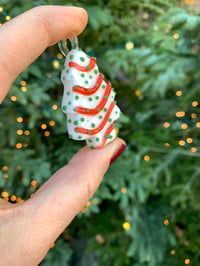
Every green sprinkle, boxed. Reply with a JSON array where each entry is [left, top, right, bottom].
[[99, 115, 103, 119], [112, 87, 115, 91], [89, 75, 93, 79], [106, 134, 113, 139], [87, 66, 91, 70], [68, 101, 71, 105], [94, 69, 98, 74], [80, 57, 85, 62], [95, 96, 100, 100], [78, 136, 82, 139], [90, 145, 95, 149], [67, 91, 70, 95], [70, 75, 74, 79], [75, 129, 79, 132], [80, 117, 85, 122], [108, 118, 112, 122], [105, 95, 108, 99], [75, 95, 79, 100], [102, 85, 106, 89], [69, 135, 73, 139], [86, 109, 90, 113], [88, 97, 93, 101], [66, 69, 69, 73], [62, 77, 66, 80], [74, 120, 78, 125], [85, 80, 89, 84], [88, 139, 92, 143], [96, 137, 100, 142], [68, 119, 72, 123], [97, 108, 101, 112], [88, 89, 92, 92], [96, 83, 99, 87], [73, 107, 77, 112], [91, 123, 96, 128], [103, 108, 108, 112], [74, 86, 79, 90], [115, 111, 118, 114], [88, 130, 92, 134], [63, 105, 67, 111], [70, 55, 73, 60], [81, 73, 85, 78]]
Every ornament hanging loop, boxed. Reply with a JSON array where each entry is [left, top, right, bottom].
[[58, 34, 79, 57]]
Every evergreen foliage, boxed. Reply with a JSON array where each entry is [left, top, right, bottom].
[[0, 0, 200, 265]]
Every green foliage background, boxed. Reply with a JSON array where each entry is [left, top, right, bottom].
[[1, 0, 200, 265]]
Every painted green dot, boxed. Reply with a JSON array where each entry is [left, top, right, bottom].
[[74, 86, 79, 90], [81, 73, 85, 78], [70, 75, 74, 79], [105, 95, 108, 99], [109, 118, 112, 122], [78, 135, 82, 139], [88, 130, 92, 134], [91, 123, 96, 128], [97, 108, 101, 112], [96, 137, 100, 142], [67, 91, 70, 95], [88, 139, 92, 143], [95, 96, 100, 100], [86, 109, 90, 113], [75, 95, 79, 100], [73, 107, 77, 112], [88, 89, 92, 92], [85, 80, 89, 84], [94, 69, 98, 74], [68, 119, 72, 123], [74, 120, 78, 125], [99, 115, 103, 119], [63, 105, 67, 111], [115, 111, 118, 115], [62, 77, 66, 80], [69, 135, 73, 139], [103, 108, 108, 112], [70, 55, 73, 60], [87, 66, 91, 70], [96, 83, 99, 87], [78, 48, 82, 52], [80, 117, 85, 122], [90, 145, 95, 149], [106, 134, 113, 139], [89, 75, 93, 79], [75, 129, 79, 132], [112, 87, 115, 91], [102, 85, 106, 89], [68, 101, 72, 105], [88, 97, 93, 101], [66, 69, 69, 73], [80, 57, 85, 62]]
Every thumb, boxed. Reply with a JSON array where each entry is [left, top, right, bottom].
[[24, 138, 126, 245]]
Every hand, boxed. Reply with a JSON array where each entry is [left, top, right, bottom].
[[0, 6, 126, 266]]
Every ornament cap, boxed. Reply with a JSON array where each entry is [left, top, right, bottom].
[[58, 33, 78, 56]]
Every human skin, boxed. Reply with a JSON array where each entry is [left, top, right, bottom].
[[0, 6, 126, 266]]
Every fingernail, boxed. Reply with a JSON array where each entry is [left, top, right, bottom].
[[110, 144, 126, 166]]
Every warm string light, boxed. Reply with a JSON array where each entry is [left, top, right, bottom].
[[52, 104, 58, 110], [171, 249, 176, 255], [185, 258, 190, 265], [122, 222, 131, 230], [121, 188, 127, 194], [173, 33, 179, 39], [144, 155, 150, 161], [163, 122, 170, 128], [192, 101, 198, 107], [163, 219, 169, 226], [126, 41, 134, 50], [176, 111, 185, 118], [176, 90, 182, 96]]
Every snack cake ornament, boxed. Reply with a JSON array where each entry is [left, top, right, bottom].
[[59, 36, 121, 149]]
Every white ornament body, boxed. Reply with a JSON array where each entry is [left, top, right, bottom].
[[61, 48, 121, 149]]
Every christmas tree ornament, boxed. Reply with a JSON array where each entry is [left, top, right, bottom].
[[59, 35, 121, 149]]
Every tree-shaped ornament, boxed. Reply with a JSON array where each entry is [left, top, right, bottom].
[[59, 36, 121, 149]]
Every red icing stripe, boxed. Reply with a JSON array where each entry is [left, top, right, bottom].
[[74, 101, 115, 135], [75, 81, 112, 115], [96, 123, 115, 149], [69, 57, 96, 72], [72, 74, 103, 96]]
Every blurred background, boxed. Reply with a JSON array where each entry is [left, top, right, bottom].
[[0, 0, 200, 265]]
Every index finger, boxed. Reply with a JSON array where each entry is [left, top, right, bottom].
[[0, 5, 88, 103]]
